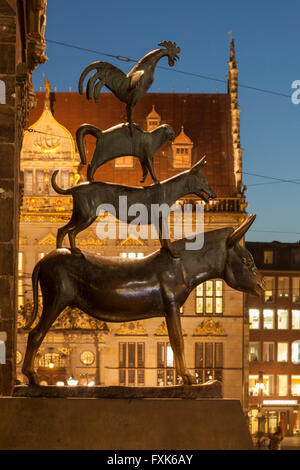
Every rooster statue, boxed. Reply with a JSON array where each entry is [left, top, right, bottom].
[[78, 41, 180, 131]]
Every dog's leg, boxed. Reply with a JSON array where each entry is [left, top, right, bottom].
[[140, 161, 148, 183], [165, 302, 196, 385], [68, 216, 97, 250]]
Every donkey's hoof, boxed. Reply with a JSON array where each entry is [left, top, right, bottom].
[[182, 373, 197, 385]]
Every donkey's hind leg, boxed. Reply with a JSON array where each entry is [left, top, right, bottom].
[[22, 300, 64, 386]]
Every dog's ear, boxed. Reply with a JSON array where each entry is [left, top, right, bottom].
[[191, 155, 206, 173]]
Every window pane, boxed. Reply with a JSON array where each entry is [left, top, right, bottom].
[[195, 343, 203, 368], [292, 310, 300, 329], [36, 170, 44, 194], [249, 375, 259, 396], [264, 250, 273, 264], [24, 170, 33, 194], [291, 376, 300, 396], [278, 375, 288, 396], [292, 278, 300, 303], [292, 341, 300, 365], [128, 343, 135, 367], [263, 342, 274, 362], [196, 285, 203, 296], [157, 343, 164, 368], [166, 345, 174, 368], [278, 309, 288, 329], [137, 343, 144, 368], [205, 343, 213, 368], [166, 369, 174, 385], [249, 343, 260, 362], [119, 343, 126, 367], [277, 343, 288, 362], [206, 281, 213, 297], [263, 309, 274, 329], [196, 297, 203, 314], [249, 309, 260, 329], [264, 277, 275, 303], [215, 298, 222, 314], [137, 369, 144, 385], [128, 369, 135, 385], [205, 297, 213, 314], [215, 280, 222, 296], [157, 370, 164, 386], [278, 277, 289, 298], [119, 369, 126, 385], [215, 343, 223, 368], [263, 375, 274, 396]]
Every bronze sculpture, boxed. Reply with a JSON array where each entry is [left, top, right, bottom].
[[21, 215, 264, 386], [78, 41, 180, 131], [75, 122, 175, 183], [51, 156, 215, 256]]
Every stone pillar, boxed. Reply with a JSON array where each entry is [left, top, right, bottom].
[[0, 0, 47, 395], [0, 1, 19, 396]]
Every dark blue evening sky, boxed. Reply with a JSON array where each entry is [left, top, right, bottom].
[[32, 0, 300, 243]]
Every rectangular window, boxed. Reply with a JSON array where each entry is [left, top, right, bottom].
[[292, 310, 300, 329], [157, 342, 177, 386], [278, 375, 288, 397], [263, 309, 274, 329], [277, 343, 288, 362], [291, 376, 300, 396], [292, 278, 300, 303], [196, 280, 223, 315], [249, 375, 259, 396], [264, 277, 275, 303], [278, 277, 289, 298], [194, 342, 223, 384], [263, 342, 275, 362], [24, 170, 33, 195], [249, 342, 260, 362], [249, 309, 260, 329], [60, 170, 69, 189], [36, 170, 44, 194], [17, 252, 24, 310], [263, 375, 274, 397], [292, 341, 300, 365], [118, 342, 145, 386], [264, 250, 274, 264], [278, 309, 289, 329], [115, 156, 134, 168]]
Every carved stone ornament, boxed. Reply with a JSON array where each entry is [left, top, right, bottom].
[[115, 322, 148, 336], [155, 320, 186, 336], [193, 319, 226, 337]]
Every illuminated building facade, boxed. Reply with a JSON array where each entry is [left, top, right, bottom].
[[16, 41, 252, 408], [246, 241, 300, 435]]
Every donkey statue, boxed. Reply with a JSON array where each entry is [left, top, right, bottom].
[[22, 214, 264, 386]]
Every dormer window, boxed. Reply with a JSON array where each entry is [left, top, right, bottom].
[[172, 126, 193, 168], [115, 156, 133, 168], [146, 105, 161, 131]]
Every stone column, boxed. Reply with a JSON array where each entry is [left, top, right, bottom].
[[0, 0, 47, 395], [0, 1, 19, 396]]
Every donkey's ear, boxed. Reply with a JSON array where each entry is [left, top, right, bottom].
[[191, 155, 206, 172], [227, 214, 256, 247]]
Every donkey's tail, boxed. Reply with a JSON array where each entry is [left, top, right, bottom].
[[75, 123, 102, 165], [51, 170, 70, 195], [23, 261, 41, 330]]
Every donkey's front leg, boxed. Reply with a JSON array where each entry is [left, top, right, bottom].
[[165, 302, 197, 385]]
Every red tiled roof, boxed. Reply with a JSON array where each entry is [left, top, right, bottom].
[[28, 91, 236, 196]]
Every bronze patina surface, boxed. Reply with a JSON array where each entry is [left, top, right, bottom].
[[78, 41, 180, 130], [75, 122, 175, 183], [21, 215, 264, 387], [51, 155, 215, 256]]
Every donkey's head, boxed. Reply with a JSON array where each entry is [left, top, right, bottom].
[[189, 156, 216, 202], [224, 215, 265, 296]]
